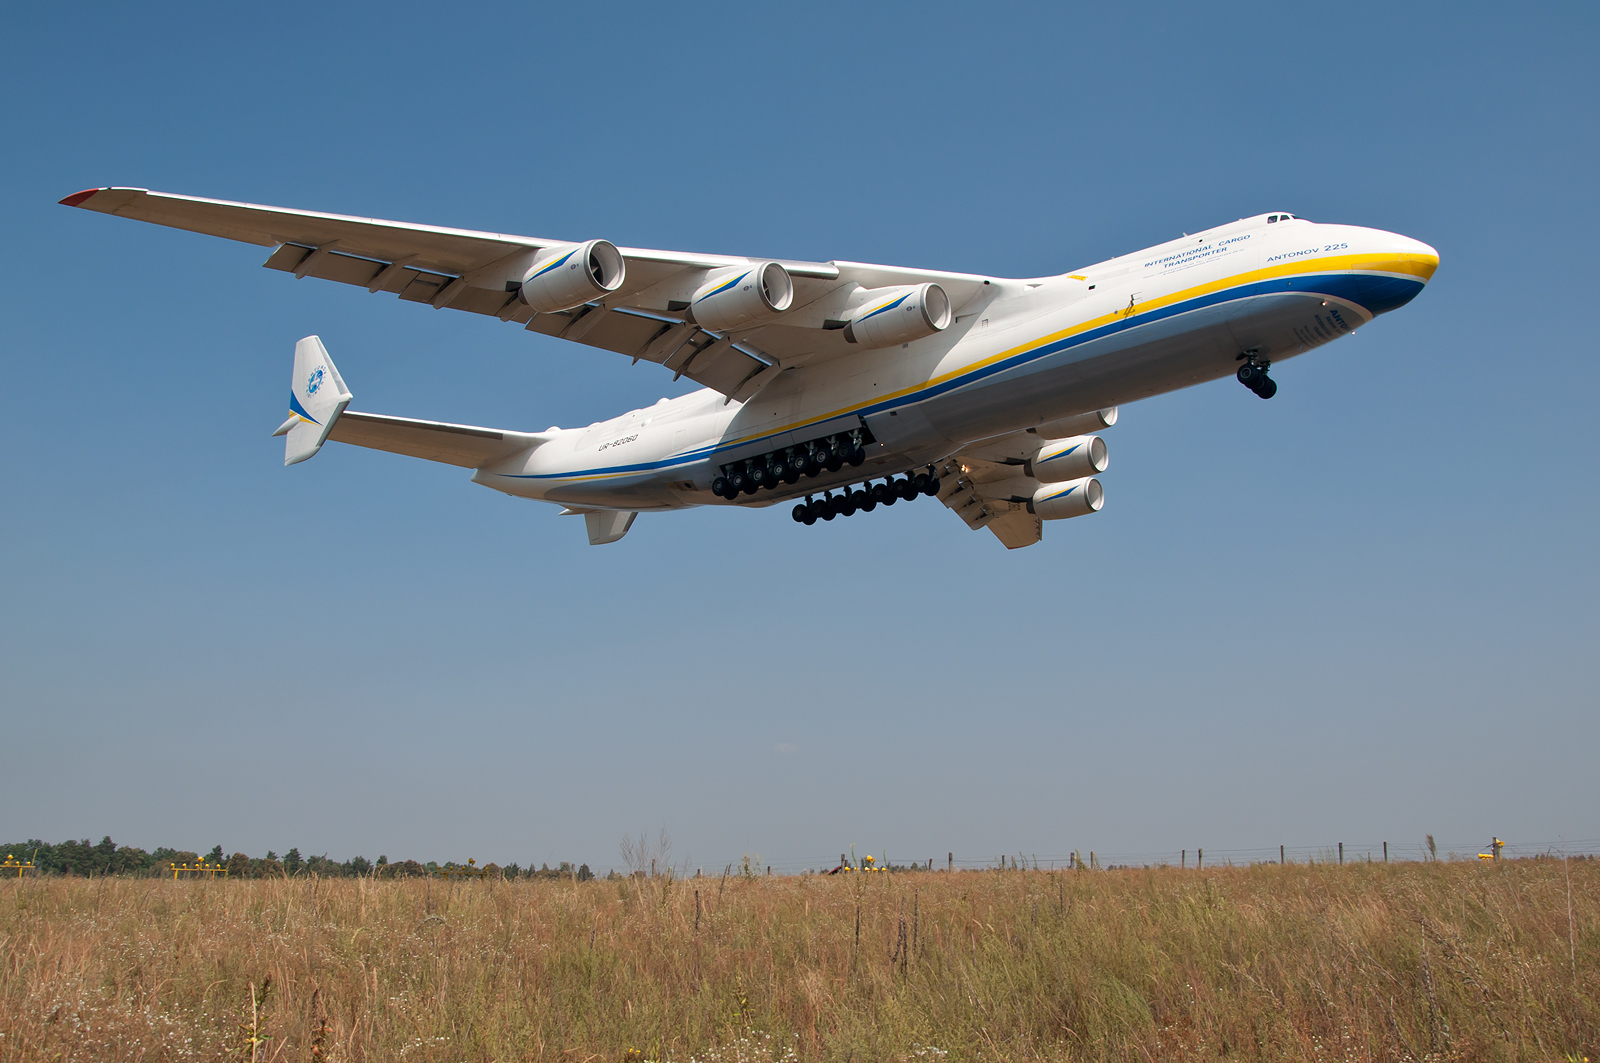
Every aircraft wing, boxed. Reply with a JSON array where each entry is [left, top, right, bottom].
[[61, 187, 994, 400]]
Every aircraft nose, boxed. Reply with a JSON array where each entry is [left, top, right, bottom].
[[1335, 230, 1438, 317], [1389, 233, 1440, 283]]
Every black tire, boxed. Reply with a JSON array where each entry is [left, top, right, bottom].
[[770, 460, 787, 481], [851, 489, 871, 512], [784, 467, 802, 484], [1237, 363, 1261, 387], [750, 466, 767, 488], [712, 476, 729, 498], [827, 456, 845, 473], [923, 476, 941, 496], [870, 483, 890, 505], [848, 447, 866, 467], [729, 471, 746, 493], [792, 504, 808, 523], [898, 478, 918, 501], [1255, 377, 1278, 399], [805, 455, 822, 476], [913, 473, 930, 495], [838, 493, 857, 516]]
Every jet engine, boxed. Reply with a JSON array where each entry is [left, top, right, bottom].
[[844, 283, 952, 348], [1024, 434, 1108, 483], [685, 262, 794, 331], [1036, 407, 1117, 439], [1030, 477, 1104, 521], [518, 240, 626, 313]]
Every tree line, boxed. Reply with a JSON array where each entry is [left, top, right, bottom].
[[2, 837, 597, 881]]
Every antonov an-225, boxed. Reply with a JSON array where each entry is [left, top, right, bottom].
[[61, 188, 1438, 547]]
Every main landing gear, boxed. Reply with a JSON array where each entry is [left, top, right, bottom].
[[710, 429, 868, 500], [1236, 354, 1278, 399], [791, 468, 941, 525]]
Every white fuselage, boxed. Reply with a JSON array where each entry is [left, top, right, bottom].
[[472, 214, 1438, 510]]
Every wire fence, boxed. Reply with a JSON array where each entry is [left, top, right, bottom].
[[712, 837, 1600, 877]]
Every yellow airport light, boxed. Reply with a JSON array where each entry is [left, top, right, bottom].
[[2, 854, 35, 877], [170, 860, 228, 879]]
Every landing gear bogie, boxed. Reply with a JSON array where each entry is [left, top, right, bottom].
[[1235, 354, 1278, 399]]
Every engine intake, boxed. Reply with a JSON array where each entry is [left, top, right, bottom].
[[686, 262, 794, 331], [1029, 477, 1104, 521], [844, 283, 951, 348], [519, 239, 625, 313], [1025, 434, 1107, 483]]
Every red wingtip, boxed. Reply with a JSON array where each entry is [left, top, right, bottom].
[[59, 188, 102, 207]]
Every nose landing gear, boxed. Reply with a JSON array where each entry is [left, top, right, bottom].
[[1236, 354, 1278, 399]]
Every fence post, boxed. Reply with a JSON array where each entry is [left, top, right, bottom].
[[1197, 848, 1203, 869], [1338, 842, 1343, 865], [1383, 841, 1388, 863], [1182, 849, 1186, 868], [1280, 844, 1285, 865], [948, 852, 953, 873]]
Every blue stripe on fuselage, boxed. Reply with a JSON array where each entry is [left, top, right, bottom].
[[495, 271, 1424, 482]]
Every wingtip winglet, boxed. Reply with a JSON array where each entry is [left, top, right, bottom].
[[59, 188, 104, 207]]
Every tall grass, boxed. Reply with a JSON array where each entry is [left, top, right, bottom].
[[1, 860, 1594, 1060]]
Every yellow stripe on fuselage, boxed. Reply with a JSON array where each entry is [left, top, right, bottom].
[[555, 251, 1436, 483], [782, 251, 1437, 434]]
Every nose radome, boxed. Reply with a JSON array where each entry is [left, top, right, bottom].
[[1389, 232, 1440, 282]]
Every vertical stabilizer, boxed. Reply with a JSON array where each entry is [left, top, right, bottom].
[[274, 335, 352, 465]]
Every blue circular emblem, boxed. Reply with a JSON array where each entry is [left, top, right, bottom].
[[306, 366, 325, 395]]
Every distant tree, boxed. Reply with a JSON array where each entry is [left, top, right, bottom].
[[265, 851, 278, 862], [376, 855, 388, 868], [283, 848, 303, 875], [206, 845, 225, 865], [226, 852, 251, 879], [258, 857, 284, 877], [391, 859, 425, 877], [347, 856, 372, 876], [577, 863, 594, 882]]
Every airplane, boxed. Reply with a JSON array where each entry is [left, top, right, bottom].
[[60, 187, 1438, 547]]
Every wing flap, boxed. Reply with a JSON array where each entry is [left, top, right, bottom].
[[328, 410, 550, 468], [935, 452, 1044, 549]]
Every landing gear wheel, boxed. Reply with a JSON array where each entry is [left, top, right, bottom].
[[1255, 376, 1277, 399], [1236, 363, 1261, 387], [821, 496, 838, 520], [897, 477, 918, 502], [848, 446, 866, 467], [712, 476, 729, 498], [923, 476, 941, 496], [792, 503, 808, 523], [852, 489, 871, 512]]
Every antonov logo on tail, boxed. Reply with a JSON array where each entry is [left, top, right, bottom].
[[60, 187, 1440, 549]]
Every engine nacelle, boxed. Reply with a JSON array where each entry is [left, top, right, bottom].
[[844, 283, 952, 348], [1025, 434, 1107, 483], [685, 262, 794, 331], [1036, 407, 1117, 440], [1030, 476, 1104, 521], [518, 239, 626, 313]]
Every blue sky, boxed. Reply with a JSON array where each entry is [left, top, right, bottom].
[[2, 2, 1595, 871]]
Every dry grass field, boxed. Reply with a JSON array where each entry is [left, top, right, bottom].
[[1, 859, 1595, 1062]]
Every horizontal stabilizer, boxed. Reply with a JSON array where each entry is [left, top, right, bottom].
[[328, 411, 554, 468]]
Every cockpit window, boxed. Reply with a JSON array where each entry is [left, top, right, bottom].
[[1268, 215, 1279, 223]]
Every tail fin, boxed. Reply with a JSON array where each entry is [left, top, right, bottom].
[[272, 335, 352, 465]]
